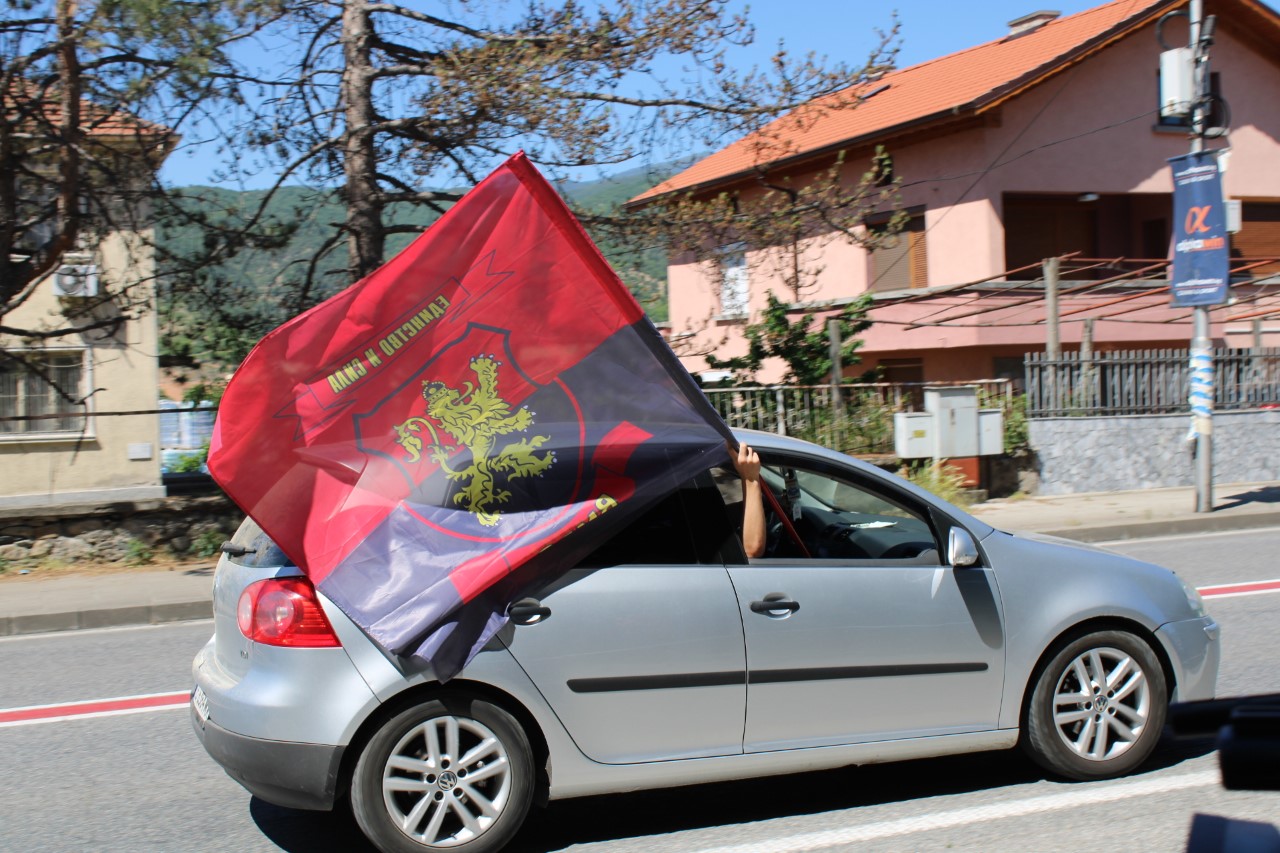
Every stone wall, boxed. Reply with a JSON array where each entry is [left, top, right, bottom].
[[0, 494, 243, 568], [1028, 410, 1280, 495]]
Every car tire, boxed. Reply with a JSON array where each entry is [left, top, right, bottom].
[[1023, 629, 1168, 781], [350, 692, 534, 853]]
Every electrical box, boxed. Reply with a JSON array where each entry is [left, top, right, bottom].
[[927, 387, 978, 457], [978, 409, 1004, 456], [1226, 199, 1242, 234], [1159, 48, 1194, 117], [894, 385, 1005, 460], [893, 412, 933, 458]]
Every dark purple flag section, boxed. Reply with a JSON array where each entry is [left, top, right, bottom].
[[323, 321, 732, 675], [1170, 151, 1231, 307]]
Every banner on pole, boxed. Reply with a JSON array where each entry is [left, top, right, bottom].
[[1169, 151, 1231, 307], [208, 152, 732, 678]]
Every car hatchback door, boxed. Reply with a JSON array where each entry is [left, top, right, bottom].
[[729, 454, 1006, 752]]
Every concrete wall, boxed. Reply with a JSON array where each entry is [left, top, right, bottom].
[[0, 493, 240, 567], [1028, 410, 1280, 495]]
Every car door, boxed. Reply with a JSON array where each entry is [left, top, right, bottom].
[[728, 453, 1006, 752], [501, 477, 748, 764]]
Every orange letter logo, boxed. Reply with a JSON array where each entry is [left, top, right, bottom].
[[1185, 205, 1213, 235]]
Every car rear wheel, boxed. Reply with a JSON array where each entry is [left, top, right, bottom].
[[351, 693, 534, 853], [1023, 629, 1168, 780]]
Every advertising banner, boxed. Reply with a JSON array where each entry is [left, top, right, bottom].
[[1169, 151, 1230, 307]]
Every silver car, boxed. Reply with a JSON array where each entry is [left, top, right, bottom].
[[191, 429, 1220, 853]]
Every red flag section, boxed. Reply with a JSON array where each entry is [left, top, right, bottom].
[[208, 153, 730, 676]]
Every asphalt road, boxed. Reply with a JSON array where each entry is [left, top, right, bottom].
[[1, 528, 1277, 853]]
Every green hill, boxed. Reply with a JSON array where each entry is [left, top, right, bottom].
[[158, 165, 679, 371]]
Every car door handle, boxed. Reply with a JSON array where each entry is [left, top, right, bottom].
[[750, 593, 800, 614], [508, 597, 551, 625]]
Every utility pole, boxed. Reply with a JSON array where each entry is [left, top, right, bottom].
[[1044, 256, 1061, 412], [827, 317, 844, 423], [1162, 0, 1222, 513], [1189, 0, 1214, 513]]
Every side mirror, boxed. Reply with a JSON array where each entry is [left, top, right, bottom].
[[948, 527, 980, 568]]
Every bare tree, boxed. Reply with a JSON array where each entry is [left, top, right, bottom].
[[216, 0, 902, 301]]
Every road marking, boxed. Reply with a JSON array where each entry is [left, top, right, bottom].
[[688, 770, 1219, 853], [0, 691, 190, 728], [0, 620, 212, 644], [1100, 525, 1280, 546], [1198, 578, 1280, 599]]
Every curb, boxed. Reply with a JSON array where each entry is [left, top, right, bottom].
[[985, 510, 1280, 544], [1, 600, 211, 637]]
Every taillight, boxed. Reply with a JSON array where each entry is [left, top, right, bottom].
[[236, 577, 341, 647]]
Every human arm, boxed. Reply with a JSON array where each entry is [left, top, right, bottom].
[[730, 441, 766, 558]]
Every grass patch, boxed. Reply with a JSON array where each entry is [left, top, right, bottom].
[[900, 461, 975, 508]]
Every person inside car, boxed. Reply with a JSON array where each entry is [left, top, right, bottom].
[[730, 441, 766, 558]]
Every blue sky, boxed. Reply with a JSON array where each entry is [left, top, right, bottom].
[[160, 0, 1278, 187]]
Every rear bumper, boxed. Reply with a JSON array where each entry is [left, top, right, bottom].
[[191, 705, 345, 811]]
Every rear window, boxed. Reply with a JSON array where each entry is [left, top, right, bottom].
[[576, 472, 741, 567], [225, 517, 294, 568]]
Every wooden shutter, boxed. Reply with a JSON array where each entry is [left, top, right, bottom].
[[871, 215, 926, 292], [1234, 202, 1280, 276]]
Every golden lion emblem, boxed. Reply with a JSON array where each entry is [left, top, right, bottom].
[[393, 355, 554, 526]]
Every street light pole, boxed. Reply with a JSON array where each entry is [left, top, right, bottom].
[[1188, 0, 1214, 514]]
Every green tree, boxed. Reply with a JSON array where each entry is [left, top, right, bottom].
[[706, 290, 874, 386], [1, 0, 284, 396]]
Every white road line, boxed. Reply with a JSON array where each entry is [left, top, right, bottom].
[[688, 771, 1219, 853], [1099, 525, 1280, 546], [0, 619, 212, 643]]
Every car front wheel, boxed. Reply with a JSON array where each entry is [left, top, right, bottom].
[[1023, 629, 1168, 780], [351, 693, 534, 853]]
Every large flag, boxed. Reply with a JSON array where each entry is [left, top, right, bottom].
[[208, 152, 732, 677]]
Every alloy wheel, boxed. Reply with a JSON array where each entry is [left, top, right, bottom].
[[1050, 645, 1151, 762]]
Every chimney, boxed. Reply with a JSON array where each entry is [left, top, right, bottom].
[[1007, 10, 1061, 36]]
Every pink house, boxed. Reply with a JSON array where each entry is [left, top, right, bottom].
[[632, 0, 1280, 386]]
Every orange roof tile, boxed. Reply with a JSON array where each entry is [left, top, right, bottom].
[[3, 78, 172, 141], [633, 0, 1185, 204]]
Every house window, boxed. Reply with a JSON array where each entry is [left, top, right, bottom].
[[0, 351, 88, 435], [868, 211, 928, 292], [719, 243, 749, 318], [1003, 194, 1098, 278]]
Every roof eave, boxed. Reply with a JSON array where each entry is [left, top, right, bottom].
[[628, 0, 1190, 209], [624, 106, 986, 209]]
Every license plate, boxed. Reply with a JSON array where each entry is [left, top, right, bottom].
[[191, 686, 210, 723]]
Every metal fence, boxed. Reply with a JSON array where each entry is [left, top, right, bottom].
[[1025, 348, 1280, 417], [703, 380, 1014, 454]]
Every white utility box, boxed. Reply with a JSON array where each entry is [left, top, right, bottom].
[[893, 385, 1004, 460]]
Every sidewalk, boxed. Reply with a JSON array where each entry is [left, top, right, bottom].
[[3, 481, 1279, 637]]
